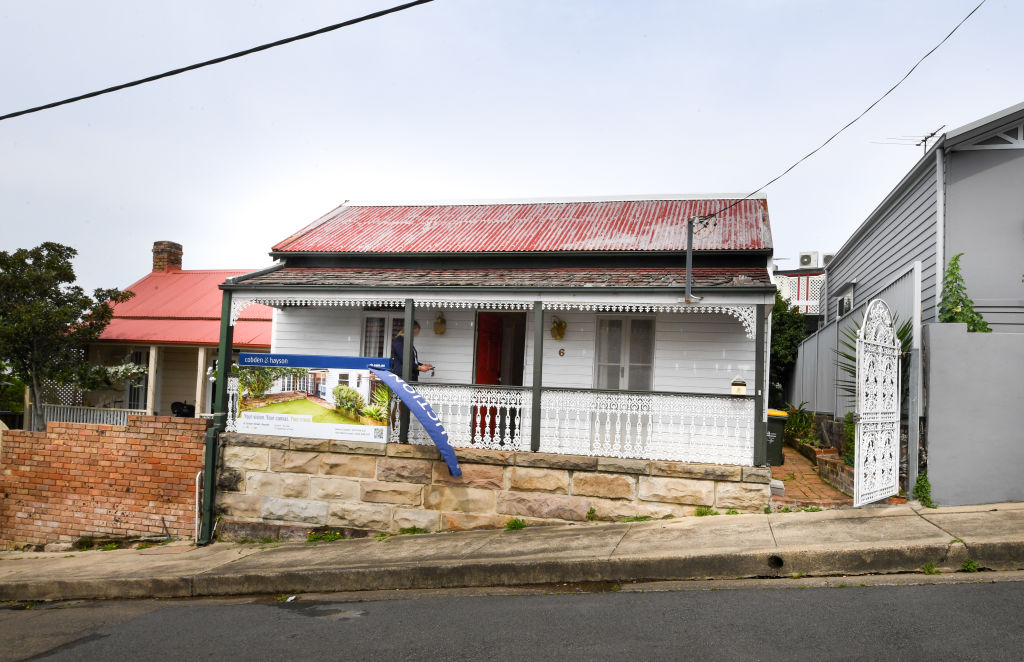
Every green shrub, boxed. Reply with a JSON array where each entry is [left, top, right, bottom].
[[586, 507, 597, 521], [360, 403, 388, 422], [842, 413, 856, 467], [333, 385, 365, 412], [725, 509, 739, 515], [623, 515, 653, 522], [784, 402, 818, 447], [505, 518, 526, 530], [694, 506, 719, 517], [913, 473, 936, 508], [960, 559, 979, 573], [939, 253, 991, 332], [921, 562, 940, 575]]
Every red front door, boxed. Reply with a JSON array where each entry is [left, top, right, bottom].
[[476, 313, 503, 385], [474, 313, 504, 440]]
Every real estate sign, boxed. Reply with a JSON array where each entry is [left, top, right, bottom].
[[235, 353, 391, 444]]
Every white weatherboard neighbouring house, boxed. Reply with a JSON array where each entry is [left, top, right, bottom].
[[790, 101, 1024, 506], [221, 195, 778, 467]]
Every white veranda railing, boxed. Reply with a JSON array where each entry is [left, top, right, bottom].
[[38, 404, 146, 426], [401, 384, 755, 465], [403, 384, 532, 451]]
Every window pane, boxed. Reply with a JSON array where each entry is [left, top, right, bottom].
[[628, 365, 652, 391], [597, 364, 620, 390], [597, 319, 622, 363], [628, 319, 654, 365], [363, 317, 386, 357]]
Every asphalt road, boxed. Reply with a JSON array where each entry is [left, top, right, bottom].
[[4, 578, 1024, 661]]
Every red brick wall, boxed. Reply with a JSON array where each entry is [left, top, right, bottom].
[[1, 416, 207, 547]]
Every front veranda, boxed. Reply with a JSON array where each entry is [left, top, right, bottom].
[[228, 292, 770, 467]]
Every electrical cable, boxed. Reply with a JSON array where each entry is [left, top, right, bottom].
[[696, 0, 986, 227], [0, 0, 434, 123]]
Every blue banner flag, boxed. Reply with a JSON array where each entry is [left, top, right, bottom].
[[370, 369, 461, 477]]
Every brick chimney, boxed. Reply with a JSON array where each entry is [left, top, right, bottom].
[[152, 241, 183, 271]]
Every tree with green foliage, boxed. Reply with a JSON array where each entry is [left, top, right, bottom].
[[769, 291, 807, 408], [238, 366, 309, 399], [0, 363, 26, 413], [0, 243, 133, 430], [938, 253, 990, 332]]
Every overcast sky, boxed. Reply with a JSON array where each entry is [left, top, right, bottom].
[[1, 0, 1021, 294]]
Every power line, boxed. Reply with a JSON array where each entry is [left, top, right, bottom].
[[696, 0, 986, 227], [0, 0, 434, 123]]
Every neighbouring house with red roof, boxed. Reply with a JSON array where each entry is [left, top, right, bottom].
[[222, 195, 777, 466], [37, 242, 271, 426]]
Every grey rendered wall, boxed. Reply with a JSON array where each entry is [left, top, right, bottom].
[[924, 323, 1024, 505], [824, 162, 938, 323], [944, 148, 1024, 331]]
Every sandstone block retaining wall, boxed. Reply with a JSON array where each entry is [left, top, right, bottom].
[[216, 433, 772, 538], [1, 416, 207, 547]]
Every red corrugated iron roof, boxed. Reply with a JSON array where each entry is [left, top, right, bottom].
[[239, 266, 772, 289], [99, 269, 271, 347], [273, 197, 772, 254], [99, 319, 269, 348]]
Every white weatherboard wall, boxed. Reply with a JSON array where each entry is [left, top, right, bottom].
[[271, 307, 754, 394], [271, 307, 362, 356], [654, 313, 754, 395], [407, 307, 475, 385]]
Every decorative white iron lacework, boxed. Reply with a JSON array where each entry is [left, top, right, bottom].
[[40, 404, 145, 426], [544, 303, 757, 339], [230, 295, 757, 338], [397, 384, 532, 451], [854, 299, 900, 507], [395, 385, 754, 464], [225, 376, 239, 432], [538, 390, 755, 465]]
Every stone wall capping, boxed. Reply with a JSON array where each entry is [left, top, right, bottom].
[[330, 440, 386, 456], [289, 437, 329, 452], [454, 447, 514, 466], [596, 457, 651, 475], [386, 443, 440, 460], [741, 466, 772, 484], [513, 451, 598, 471], [651, 460, 743, 482], [222, 432, 288, 449]]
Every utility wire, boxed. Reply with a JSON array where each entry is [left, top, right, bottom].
[[0, 0, 434, 123], [697, 0, 986, 227]]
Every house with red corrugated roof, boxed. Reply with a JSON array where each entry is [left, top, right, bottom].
[[38, 242, 271, 426], [222, 195, 777, 466]]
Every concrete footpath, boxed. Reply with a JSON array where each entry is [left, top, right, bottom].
[[2, 502, 1022, 602]]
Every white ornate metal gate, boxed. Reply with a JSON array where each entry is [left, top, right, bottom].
[[854, 299, 900, 507]]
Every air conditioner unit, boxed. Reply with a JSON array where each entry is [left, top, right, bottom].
[[822, 252, 836, 267], [799, 251, 819, 268]]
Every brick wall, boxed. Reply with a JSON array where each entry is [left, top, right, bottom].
[[817, 455, 853, 496], [216, 433, 772, 540], [1, 416, 207, 547]]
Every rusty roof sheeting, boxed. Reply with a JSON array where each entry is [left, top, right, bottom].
[[273, 198, 772, 254]]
